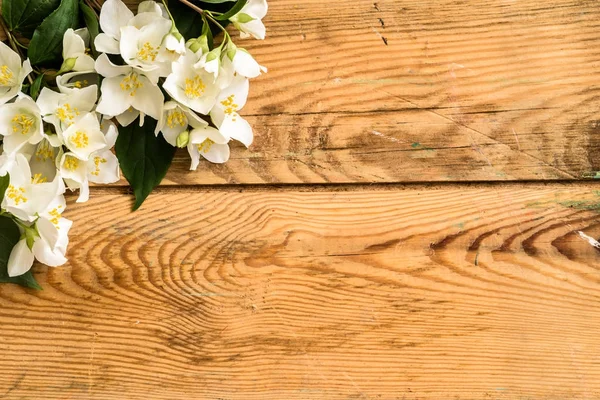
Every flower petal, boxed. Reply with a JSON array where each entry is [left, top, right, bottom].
[[96, 76, 133, 117], [99, 0, 133, 39], [8, 239, 34, 277]]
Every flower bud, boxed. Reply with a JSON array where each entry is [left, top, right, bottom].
[[188, 36, 209, 55], [176, 130, 190, 148], [205, 47, 221, 63], [59, 57, 77, 74], [226, 43, 237, 61]]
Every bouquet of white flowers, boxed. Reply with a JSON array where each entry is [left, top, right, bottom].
[[0, 0, 267, 288]]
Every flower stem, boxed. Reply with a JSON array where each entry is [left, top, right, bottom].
[[161, 0, 176, 23], [0, 15, 33, 84], [176, 0, 204, 14]]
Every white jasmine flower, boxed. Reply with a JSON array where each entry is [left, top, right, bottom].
[[88, 119, 120, 184], [95, 53, 163, 120], [0, 41, 32, 105], [7, 195, 72, 276], [60, 112, 107, 160], [94, 0, 134, 54], [228, 46, 267, 78], [120, 18, 172, 76], [187, 126, 230, 169], [163, 49, 220, 115], [33, 198, 72, 267], [163, 32, 186, 61], [59, 152, 90, 202], [56, 71, 98, 94], [156, 101, 208, 146], [29, 139, 60, 183], [230, 0, 268, 40], [62, 28, 95, 72], [0, 143, 34, 175], [194, 48, 222, 82], [36, 86, 98, 137], [0, 94, 44, 154], [210, 76, 253, 147], [1, 153, 62, 222], [58, 119, 119, 202], [7, 239, 34, 277]]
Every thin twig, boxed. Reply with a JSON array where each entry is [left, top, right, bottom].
[[176, 0, 204, 15], [0, 15, 32, 84]]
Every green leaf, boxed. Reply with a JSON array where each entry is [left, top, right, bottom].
[[115, 118, 176, 211], [0, 216, 41, 290], [169, 0, 204, 40], [29, 73, 45, 100], [2, 0, 61, 38], [0, 173, 9, 202], [79, 1, 98, 56], [214, 0, 247, 21], [27, 0, 79, 66], [198, 0, 234, 3]]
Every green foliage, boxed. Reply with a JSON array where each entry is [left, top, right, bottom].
[[0, 174, 9, 202], [115, 118, 176, 211], [0, 216, 41, 290], [169, 0, 205, 40], [2, 0, 61, 38], [29, 73, 45, 100], [27, 0, 79, 65], [214, 0, 247, 20], [79, 1, 99, 56]]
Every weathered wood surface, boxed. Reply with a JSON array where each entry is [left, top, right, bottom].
[[2, 185, 600, 399], [125, 0, 600, 184], [3, 0, 600, 399]]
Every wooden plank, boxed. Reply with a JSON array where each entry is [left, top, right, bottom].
[[4, 0, 599, 183], [117, 0, 600, 184], [2, 183, 600, 398]]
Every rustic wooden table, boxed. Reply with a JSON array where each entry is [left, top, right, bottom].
[[2, 0, 600, 398]]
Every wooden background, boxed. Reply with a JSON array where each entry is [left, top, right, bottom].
[[2, 0, 600, 398]]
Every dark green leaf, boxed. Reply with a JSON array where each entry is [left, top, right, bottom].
[[0, 173, 9, 202], [198, 0, 234, 3], [115, 118, 176, 211], [79, 1, 98, 56], [214, 0, 247, 20], [29, 73, 45, 100], [27, 0, 79, 65], [169, 0, 204, 40], [2, 0, 61, 38], [0, 216, 41, 290], [167, 0, 228, 41]]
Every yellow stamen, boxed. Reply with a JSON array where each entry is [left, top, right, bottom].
[[197, 138, 214, 154], [184, 76, 206, 98], [36, 141, 54, 161], [64, 156, 80, 171], [120, 72, 143, 96], [70, 130, 89, 149], [220, 95, 239, 121], [48, 207, 62, 226], [0, 65, 14, 85], [90, 156, 107, 176], [11, 113, 35, 135], [56, 103, 80, 126], [167, 110, 187, 128], [31, 173, 47, 184], [7, 185, 27, 205], [137, 42, 158, 62]]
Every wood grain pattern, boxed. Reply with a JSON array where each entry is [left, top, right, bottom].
[[114, 0, 600, 185], [2, 184, 600, 399]]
